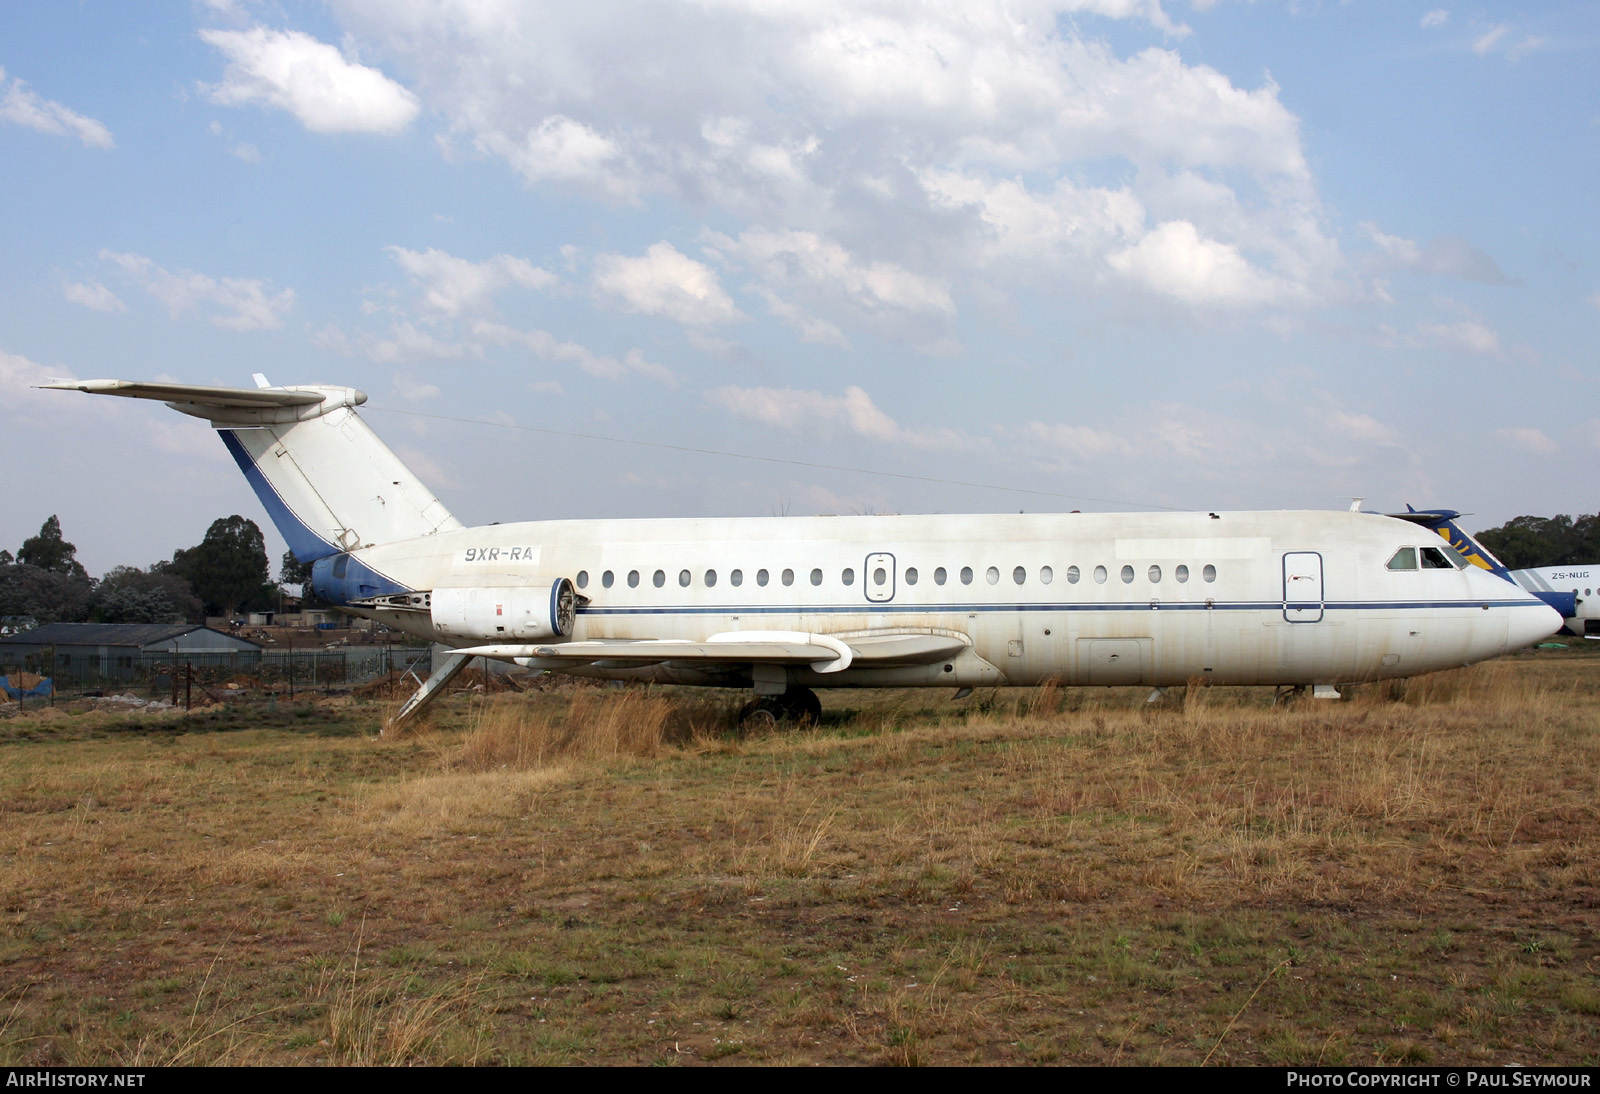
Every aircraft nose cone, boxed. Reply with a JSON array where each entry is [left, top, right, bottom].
[[1506, 601, 1563, 652]]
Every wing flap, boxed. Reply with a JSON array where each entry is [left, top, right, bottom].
[[453, 631, 969, 670], [453, 639, 842, 666]]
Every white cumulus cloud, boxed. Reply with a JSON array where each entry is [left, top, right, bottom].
[[706, 228, 955, 350], [200, 26, 419, 134], [1494, 427, 1557, 456], [328, 0, 1340, 329], [387, 246, 557, 317], [1362, 223, 1512, 284], [1415, 319, 1501, 356], [473, 322, 675, 384], [592, 243, 742, 328], [0, 66, 113, 148], [706, 384, 966, 449], [63, 281, 127, 313], [475, 116, 636, 201], [1108, 220, 1283, 306], [101, 250, 294, 331]]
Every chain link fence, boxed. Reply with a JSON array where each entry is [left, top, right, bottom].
[[1, 644, 435, 701]]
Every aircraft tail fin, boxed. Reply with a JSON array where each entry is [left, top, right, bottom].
[[1391, 506, 1513, 580], [43, 379, 462, 562], [1392, 505, 1581, 620]]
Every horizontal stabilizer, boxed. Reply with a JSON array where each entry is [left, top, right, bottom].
[[40, 379, 328, 409], [46, 377, 457, 563]]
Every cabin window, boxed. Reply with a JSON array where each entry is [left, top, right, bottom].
[[1203, 564, 1217, 582], [906, 567, 919, 585], [1013, 566, 1026, 585], [960, 566, 974, 585], [934, 567, 947, 585], [1066, 565, 1080, 584], [628, 570, 640, 588], [1387, 547, 1418, 571], [679, 569, 692, 588], [653, 570, 666, 588], [1420, 547, 1454, 570], [757, 569, 769, 586], [1120, 565, 1134, 584], [1040, 565, 1053, 584], [705, 569, 717, 587], [782, 568, 795, 586], [576, 570, 589, 589], [1148, 565, 1161, 583], [873, 567, 887, 586], [842, 568, 855, 586], [730, 569, 743, 587], [602, 570, 615, 589], [1093, 565, 1107, 584], [986, 566, 999, 585], [1175, 564, 1189, 583], [810, 568, 823, 586]]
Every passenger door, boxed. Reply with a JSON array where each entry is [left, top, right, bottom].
[[1282, 551, 1324, 622]]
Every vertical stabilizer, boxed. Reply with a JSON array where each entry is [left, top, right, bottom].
[[42, 380, 462, 561]]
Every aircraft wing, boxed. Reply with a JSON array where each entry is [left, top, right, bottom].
[[452, 631, 969, 672]]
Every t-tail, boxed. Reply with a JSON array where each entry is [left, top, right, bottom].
[[40, 378, 460, 588]]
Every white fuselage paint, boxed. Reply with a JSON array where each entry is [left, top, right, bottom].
[[345, 509, 1559, 689]]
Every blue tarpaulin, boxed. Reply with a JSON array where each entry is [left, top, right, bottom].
[[2, 675, 52, 699]]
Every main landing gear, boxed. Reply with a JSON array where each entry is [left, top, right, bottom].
[[737, 687, 822, 729]]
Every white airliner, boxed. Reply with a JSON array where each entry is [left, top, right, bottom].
[[46, 379, 1561, 725]]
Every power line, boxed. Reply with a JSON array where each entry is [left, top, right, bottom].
[[368, 404, 1185, 512]]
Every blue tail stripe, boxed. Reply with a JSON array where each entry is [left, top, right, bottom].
[[218, 429, 340, 563]]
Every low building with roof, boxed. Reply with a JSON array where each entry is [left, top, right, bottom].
[[0, 622, 263, 683]]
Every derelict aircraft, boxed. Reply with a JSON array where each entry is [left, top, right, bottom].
[[46, 378, 1561, 725]]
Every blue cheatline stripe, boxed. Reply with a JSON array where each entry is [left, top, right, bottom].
[[218, 429, 340, 563], [575, 598, 1543, 617]]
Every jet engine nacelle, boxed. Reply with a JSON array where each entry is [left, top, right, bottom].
[[430, 579, 577, 642]]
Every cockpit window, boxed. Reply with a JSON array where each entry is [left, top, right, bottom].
[[1419, 546, 1455, 570], [1435, 542, 1470, 569], [1386, 547, 1418, 571]]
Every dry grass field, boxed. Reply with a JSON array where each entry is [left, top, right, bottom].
[[2, 650, 1598, 1066]]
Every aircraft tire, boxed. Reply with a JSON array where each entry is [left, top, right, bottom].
[[738, 698, 783, 731], [778, 687, 822, 727]]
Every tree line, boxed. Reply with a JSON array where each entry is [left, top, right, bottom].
[[1473, 513, 1600, 571], [0, 515, 310, 627]]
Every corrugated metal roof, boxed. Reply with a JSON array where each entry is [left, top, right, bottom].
[[0, 623, 263, 650]]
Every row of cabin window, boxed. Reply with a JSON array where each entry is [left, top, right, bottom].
[[573, 562, 1219, 591]]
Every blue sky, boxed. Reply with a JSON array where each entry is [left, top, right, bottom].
[[1, 0, 1596, 577]]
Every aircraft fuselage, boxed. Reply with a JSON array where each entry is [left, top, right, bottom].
[[322, 508, 1557, 689]]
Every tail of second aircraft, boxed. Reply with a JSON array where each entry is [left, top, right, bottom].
[[1396, 504, 1578, 621], [42, 378, 462, 562], [1395, 506, 1513, 578]]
